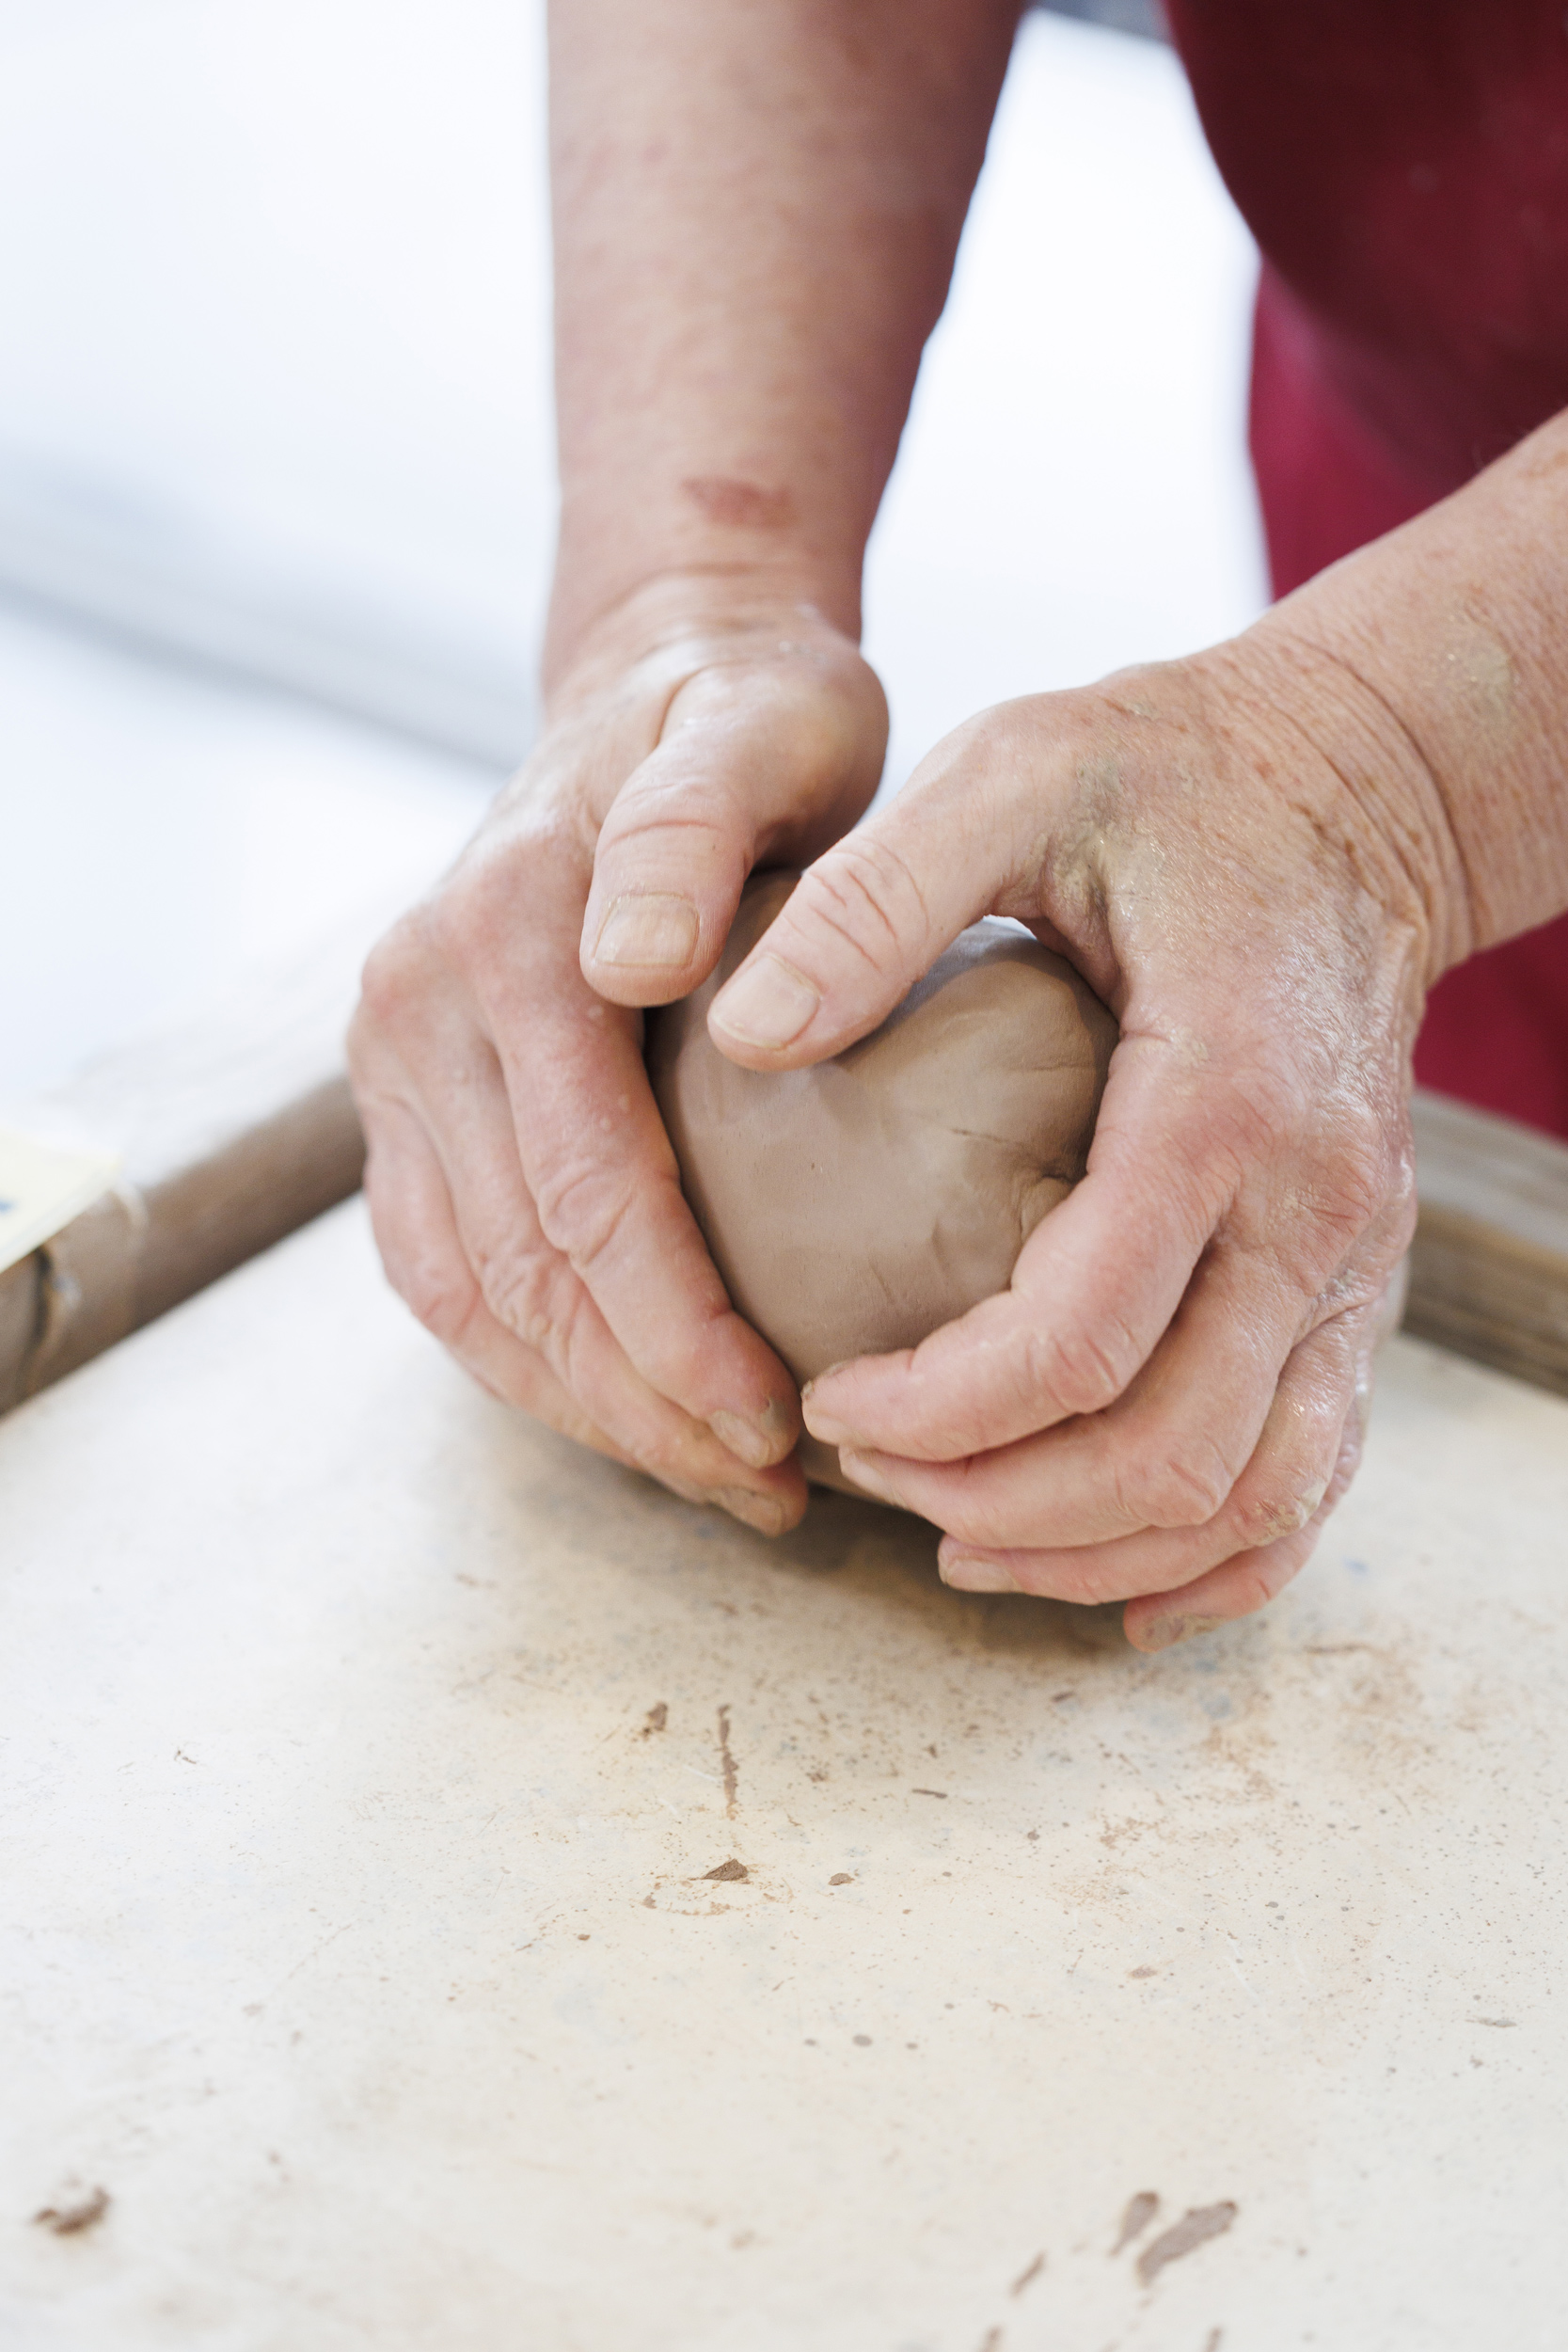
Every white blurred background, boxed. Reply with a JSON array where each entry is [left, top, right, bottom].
[[0, 0, 1264, 1100]]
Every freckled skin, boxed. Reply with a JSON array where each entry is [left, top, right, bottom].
[[681, 476, 797, 530], [351, 0, 1568, 1643]]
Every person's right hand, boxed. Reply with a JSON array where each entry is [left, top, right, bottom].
[[346, 578, 888, 1534]]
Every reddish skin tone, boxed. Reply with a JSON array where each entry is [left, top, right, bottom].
[[350, 0, 1568, 1645]]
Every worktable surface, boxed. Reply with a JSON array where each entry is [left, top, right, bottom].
[[4, 1202, 1566, 2351]]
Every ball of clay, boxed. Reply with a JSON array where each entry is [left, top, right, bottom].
[[646, 871, 1118, 1492]]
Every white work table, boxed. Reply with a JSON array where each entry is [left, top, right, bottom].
[[4, 1201, 1567, 2351]]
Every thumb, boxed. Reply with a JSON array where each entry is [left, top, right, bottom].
[[581, 656, 884, 1009], [707, 718, 1014, 1067]]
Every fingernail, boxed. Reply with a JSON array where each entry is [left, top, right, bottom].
[[715, 1487, 788, 1536], [711, 954, 819, 1049], [710, 1409, 777, 1470], [1135, 1613, 1226, 1653], [593, 893, 700, 969], [800, 1402, 854, 1446], [941, 1554, 1023, 1594], [837, 1450, 899, 1504], [800, 1372, 859, 1448]]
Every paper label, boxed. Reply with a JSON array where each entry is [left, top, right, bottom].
[[0, 1128, 122, 1277]]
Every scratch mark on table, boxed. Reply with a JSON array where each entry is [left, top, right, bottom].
[[1010, 2249, 1045, 2296], [718, 1705, 738, 1816]]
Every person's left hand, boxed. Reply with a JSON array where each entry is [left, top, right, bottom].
[[703, 629, 1442, 1648]]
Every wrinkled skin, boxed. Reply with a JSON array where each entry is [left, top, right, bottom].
[[353, 0, 1568, 1646], [349, 587, 887, 1538], [704, 628, 1430, 1646], [352, 569, 1425, 1647]]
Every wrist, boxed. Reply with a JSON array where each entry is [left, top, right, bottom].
[[542, 560, 864, 715], [1246, 420, 1568, 973], [1216, 614, 1474, 987]]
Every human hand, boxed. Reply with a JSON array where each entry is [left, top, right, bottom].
[[348, 579, 887, 1533], [705, 629, 1443, 1644]]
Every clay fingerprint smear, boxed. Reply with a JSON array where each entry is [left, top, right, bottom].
[[1135, 2201, 1238, 2288]]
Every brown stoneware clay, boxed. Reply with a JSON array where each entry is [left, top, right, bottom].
[[646, 870, 1119, 1493]]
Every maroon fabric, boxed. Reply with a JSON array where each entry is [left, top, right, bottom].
[[1163, 0, 1568, 1139]]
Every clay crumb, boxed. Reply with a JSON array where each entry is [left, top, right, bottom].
[[33, 2185, 109, 2236], [641, 1703, 669, 1737], [829, 1873, 853, 1886], [1129, 1965, 1157, 1979], [703, 1858, 750, 1883], [1468, 2016, 1517, 2027], [911, 1788, 947, 1800], [1010, 2250, 1045, 2296], [1136, 2201, 1237, 2288], [1111, 2191, 1159, 2255]]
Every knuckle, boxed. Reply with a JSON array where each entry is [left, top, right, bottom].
[[1017, 1316, 1137, 1420], [429, 854, 516, 969], [1060, 1552, 1143, 1609], [381, 1227, 482, 1351], [1227, 1563, 1285, 1618], [432, 809, 578, 967], [471, 1236, 563, 1356], [939, 1482, 1023, 1552], [1123, 1439, 1234, 1531], [799, 833, 934, 974], [602, 729, 739, 832], [531, 1151, 637, 1279], [1227, 1470, 1324, 1551], [1222, 1053, 1313, 1165], [1246, 1514, 1324, 1605], [1312, 1124, 1395, 1239], [1285, 1099, 1411, 1266], [357, 912, 438, 1034], [938, 704, 1018, 778]]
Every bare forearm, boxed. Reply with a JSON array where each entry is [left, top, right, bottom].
[[546, 0, 1021, 683], [1250, 407, 1568, 975]]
